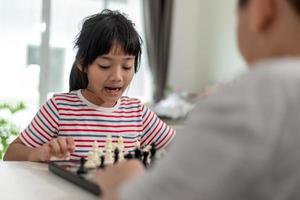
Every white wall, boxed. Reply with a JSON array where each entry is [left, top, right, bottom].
[[168, 0, 247, 93]]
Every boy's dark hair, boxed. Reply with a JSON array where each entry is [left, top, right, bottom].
[[238, 0, 249, 8], [238, 0, 300, 15], [69, 9, 142, 91], [289, 0, 300, 15]]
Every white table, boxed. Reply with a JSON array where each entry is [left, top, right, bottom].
[[0, 161, 99, 200]]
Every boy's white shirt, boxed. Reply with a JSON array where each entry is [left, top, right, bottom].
[[120, 57, 300, 200]]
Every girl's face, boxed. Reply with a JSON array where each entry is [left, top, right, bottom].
[[83, 44, 135, 107]]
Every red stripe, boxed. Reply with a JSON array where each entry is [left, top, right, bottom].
[[40, 106, 58, 129], [60, 112, 142, 118], [20, 133, 35, 148], [75, 144, 135, 149], [60, 128, 141, 133], [31, 120, 52, 141], [74, 139, 137, 144], [120, 101, 140, 106], [144, 120, 163, 144], [76, 144, 105, 148], [50, 98, 58, 111], [55, 97, 81, 102], [44, 105, 59, 126], [33, 118, 52, 139], [156, 128, 172, 148], [58, 108, 98, 112], [113, 109, 143, 114], [58, 107, 142, 113], [157, 130, 175, 149], [60, 123, 142, 128], [25, 129, 43, 146], [143, 111, 154, 131], [70, 153, 83, 158]]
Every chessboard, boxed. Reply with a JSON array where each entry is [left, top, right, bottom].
[[48, 136, 157, 196], [49, 160, 101, 195]]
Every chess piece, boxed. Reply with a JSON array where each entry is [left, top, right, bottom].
[[84, 151, 97, 168], [150, 143, 157, 165], [104, 134, 114, 165], [142, 151, 149, 168], [133, 140, 142, 160], [124, 152, 134, 159], [150, 143, 156, 158], [134, 147, 142, 160], [117, 136, 125, 161], [92, 141, 101, 166], [77, 157, 87, 174], [114, 147, 120, 164], [99, 155, 105, 169]]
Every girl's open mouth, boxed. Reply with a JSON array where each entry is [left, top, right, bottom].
[[105, 87, 121, 96]]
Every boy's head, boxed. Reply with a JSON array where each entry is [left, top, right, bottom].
[[237, 0, 300, 65], [69, 9, 142, 92]]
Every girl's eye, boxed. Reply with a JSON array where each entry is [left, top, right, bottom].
[[98, 64, 110, 69], [123, 65, 133, 70]]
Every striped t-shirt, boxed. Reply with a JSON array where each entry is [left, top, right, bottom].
[[19, 90, 175, 160]]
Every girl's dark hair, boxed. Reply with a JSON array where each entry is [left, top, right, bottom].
[[69, 9, 142, 91]]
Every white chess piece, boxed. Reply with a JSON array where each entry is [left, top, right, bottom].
[[92, 141, 100, 166], [117, 136, 125, 161], [84, 151, 97, 168], [105, 134, 114, 165], [135, 140, 140, 149]]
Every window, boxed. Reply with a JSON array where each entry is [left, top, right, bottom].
[[0, 0, 152, 130]]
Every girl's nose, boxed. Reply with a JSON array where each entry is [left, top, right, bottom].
[[109, 67, 122, 82]]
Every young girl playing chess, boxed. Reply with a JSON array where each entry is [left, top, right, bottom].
[[4, 9, 175, 161]]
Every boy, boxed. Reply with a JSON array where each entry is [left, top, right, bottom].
[[95, 0, 300, 199]]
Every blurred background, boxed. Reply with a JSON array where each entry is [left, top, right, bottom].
[[0, 0, 246, 137]]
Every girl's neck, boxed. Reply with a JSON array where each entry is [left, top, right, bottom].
[[81, 89, 117, 107]]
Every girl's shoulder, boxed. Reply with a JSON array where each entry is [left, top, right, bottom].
[[119, 96, 143, 107], [51, 91, 80, 102]]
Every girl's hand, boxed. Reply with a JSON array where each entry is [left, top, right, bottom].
[[29, 137, 75, 162]]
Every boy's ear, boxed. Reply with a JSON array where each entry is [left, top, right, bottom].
[[250, 0, 276, 32]]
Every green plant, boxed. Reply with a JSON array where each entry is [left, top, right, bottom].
[[0, 102, 26, 159]]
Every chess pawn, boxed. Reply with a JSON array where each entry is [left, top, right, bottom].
[[105, 134, 113, 149], [77, 157, 87, 174], [105, 148, 114, 165], [117, 136, 124, 149], [133, 140, 142, 160], [117, 136, 125, 161], [92, 141, 100, 155], [114, 147, 120, 164], [93, 151, 101, 166], [84, 151, 97, 168]]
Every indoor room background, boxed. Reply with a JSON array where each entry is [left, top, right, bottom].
[[0, 0, 245, 145]]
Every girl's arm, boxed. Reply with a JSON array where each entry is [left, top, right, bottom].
[[3, 137, 75, 161], [3, 137, 41, 161], [141, 105, 176, 149]]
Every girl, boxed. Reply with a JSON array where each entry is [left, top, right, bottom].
[[4, 9, 175, 161]]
